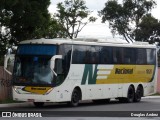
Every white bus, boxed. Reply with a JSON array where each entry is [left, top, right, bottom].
[[4, 38, 157, 107]]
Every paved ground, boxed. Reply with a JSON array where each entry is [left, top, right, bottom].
[[0, 96, 160, 108], [0, 96, 160, 119]]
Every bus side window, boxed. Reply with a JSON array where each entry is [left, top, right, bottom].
[[100, 47, 112, 64], [90, 46, 100, 64], [124, 48, 136, 64], [113, 48, 118, 64], [84, 50, 90, 64], [136, 49, 147, 64], [72, 45, 86, 64], [147, 49, 156, 64], [58, 44, 72, 83], [113, 47, 123, 64]]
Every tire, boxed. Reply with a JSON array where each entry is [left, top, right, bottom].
[[70, 88, 81, 107], [33, 102, 44, 107], [134, 86, 143, 102], [126, 86, 135, 103]]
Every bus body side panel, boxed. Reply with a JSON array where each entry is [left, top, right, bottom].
[[13, 63, 157, 102]]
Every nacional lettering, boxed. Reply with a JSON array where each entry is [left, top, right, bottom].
[[115, 68, 133, 74], [31, 87, 46, 90]]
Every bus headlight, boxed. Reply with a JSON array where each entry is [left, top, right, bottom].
[[13, 86, 21, 94]]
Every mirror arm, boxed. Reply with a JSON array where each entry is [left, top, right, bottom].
[[4, 68, 12, 75], [50, 67, 57, 77], [50, 55, 62, 76], [4, 54, 14, 75]]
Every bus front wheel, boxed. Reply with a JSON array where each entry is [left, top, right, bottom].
[[69, 88, 81, 107]]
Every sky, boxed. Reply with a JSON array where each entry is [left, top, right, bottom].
[[48, 0, 160, 39]]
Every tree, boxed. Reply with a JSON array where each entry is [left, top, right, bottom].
[[8, 0, 50, 44], [99, 0, 157, 43], [0, 0, 50, 65], [36, 16, 67, 38], [0, 0, 12, 54], [0, 0, 50, 45], [134, 14, 160, 43], [55, 0, 97, 39]]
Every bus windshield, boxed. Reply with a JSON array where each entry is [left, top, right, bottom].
[[13, 44, 57, 86]]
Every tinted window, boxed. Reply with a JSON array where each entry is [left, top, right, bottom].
[[72, 45, 87, 64], [72, 45, 154, 65], [72, 45, 100, 64], [99, 46, 112, 64], [59, 44, 72, 71], [17, 44, 57, 55], [124, 48, 136, 64], [136, 49, 147, 64], [89, 46, 100, 64], [113, 47, 123, 64], [146, 49, 156, 64]]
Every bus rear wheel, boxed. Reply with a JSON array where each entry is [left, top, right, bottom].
[[69, 88, 81, 107], [126, 86, 135, 103], [119, 86, 135, 103], [134, 86, 143, 102], [33, 102, 44, 107]]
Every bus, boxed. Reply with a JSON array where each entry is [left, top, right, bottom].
[[4, 38, 157, 107]]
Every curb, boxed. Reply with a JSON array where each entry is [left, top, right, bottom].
[[143, 96, 160, 99]]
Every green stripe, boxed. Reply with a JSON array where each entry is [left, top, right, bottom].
[[81, 64, 98, 85]]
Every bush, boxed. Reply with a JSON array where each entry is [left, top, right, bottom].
[[0, 56, 4, 66]]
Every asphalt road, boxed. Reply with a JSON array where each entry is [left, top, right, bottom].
[[0, 97, 160, 119]]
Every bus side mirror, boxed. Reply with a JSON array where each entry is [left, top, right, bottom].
[[4, 54, 15, 75], [50, 55, 62, 76]]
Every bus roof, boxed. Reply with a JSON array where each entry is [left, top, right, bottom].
[[19, 38, 156, 48]]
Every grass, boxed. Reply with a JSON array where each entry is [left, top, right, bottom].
[[150, 93, 160, 96], [0, 99, 23, 104]]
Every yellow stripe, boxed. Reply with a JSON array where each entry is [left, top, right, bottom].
[[96, 65, 155, 84], [23, 86, 52, 94]]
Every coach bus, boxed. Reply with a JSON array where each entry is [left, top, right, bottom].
[[4, 38, 157, 107]]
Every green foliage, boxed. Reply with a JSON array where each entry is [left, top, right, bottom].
[[0, 0, 50, 58], [0, 56, 4, 66], [55, 0, 97, 39], [0, 98, 23, 104], [8, 0, 50, 44], [150, 93, 160, 96], [99, 0, 159, 42], [45, 17, 68, 38], [0, 0, 11, 56], [135, 14, 160, 42]]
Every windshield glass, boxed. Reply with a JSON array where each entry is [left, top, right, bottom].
[[13, 44, 57, 86]]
